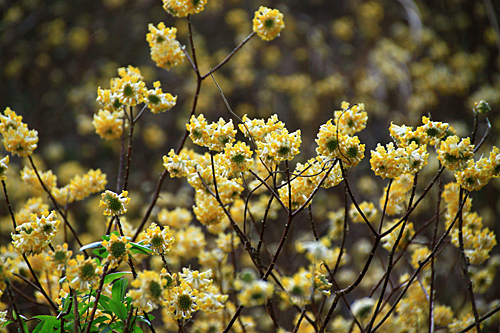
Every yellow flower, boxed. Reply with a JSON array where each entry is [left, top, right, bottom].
[[163, 149, 194, 178], [370, 142, 406, 179], [46, 243, 73, 271], [139, 222, 175, 255], [147, 81, 177, 114], [92, 109, 125, 140], [437, 135, 474, 172], [253, 6, 285, 41], [455, 158, 492, 191], [129, 270, 166, 312], [20, 166, 57, 195], [69, 169, 108, 201], [0, 108, 38, 157], [166, 282, 200, 320], [147, 23, 185, 69], [100, 190, 130, 216], [163, 0, 207, 18], [12, 210, 60, 255], [114, 75, 147, 107], [67, 255, 103, 292], [257, 128, 301, 163], [102, 233, 132, 268], [349, 201, 377, 223], [334, 102, 368, 135], [237, 280, 274, 307], [179, 268, 212, 291], [0, 155, 9, 180]]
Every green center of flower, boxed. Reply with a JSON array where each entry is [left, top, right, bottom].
[[347, 118, 355, 128], [178, 294, 192, 310], [105, 194, 123, 212], [148, 94, 161, 105], [264, 18, 275, 29], [192, 0, 200, 6], [357, 304, 374, 318], [466, 177, 475, 185], [444, 153, 458, 164], [156, 35, 165, 43], [43, 224, 53, 233], [54, 251, 67, 263], [151, 234, 164, 248], [291, 286, 303, 296], [326, 139, 338, 152], [278, 146, 290, 156], [251, 292, 264, 301], [113, 98, 122, 110], [231, 153, 246, 164], [80, 262, 96, 281], [110, 241, 127, 258], [408, 137, 420, 145], [164, 275, 174, 288], [494, 164, 500, 175], [148, 280, 162, 299], [240, 272, 254, 283], [347, 146, 358, 158], [123, 84, 134, 97], [426, 128, 439, 137], [192, 129, 203, 139]]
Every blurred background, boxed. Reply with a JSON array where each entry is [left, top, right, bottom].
[[1, 0, 500, 329]]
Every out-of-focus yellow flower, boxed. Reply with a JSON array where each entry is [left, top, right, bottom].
[[163, 0, 207, 18]]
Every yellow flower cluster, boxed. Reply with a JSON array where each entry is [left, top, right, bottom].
[[163, 149, 194, 178], [379, 173, 414, 216], [92, 109, 125, 140], [0, 107, 38, 157], [316, 119, 365, 168], [128, 267, 227, 320], [11, 210, 60, 255], [253, 6, 285, 41], [0, 156, 9, 181], [162, 0, 207, 18], [349, 201, 378, 223], [66, 169, 108, 202], [437, 135, 474, 172], [66, 254, 103, 292], [382, 221, 415, 251], [139, 222, 175, 255], [102, 233, 132, 268], [99, 190, 130, 216], [147, 81, 177, 113], [187, 115, 237, 151], [334, 102, 368, 135], [146, 23, 185, 70], [46, 243, 72, 272], [20, 166, 57, 195]]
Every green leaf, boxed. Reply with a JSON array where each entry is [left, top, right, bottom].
[[132, 326, 144, 333], [32, 315, 59, 333], [93, 247, 108, 259], [136, 313, 155, 325], [105, 272, 131, 286], [80, 241, 104, 252], [129, 242, 152, 255], [1, 321, 13, 329], [107, 298, 128, 322], [111, 277, 128, 302]]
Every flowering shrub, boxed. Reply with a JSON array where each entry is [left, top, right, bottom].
[[0, 0, 500, 333]]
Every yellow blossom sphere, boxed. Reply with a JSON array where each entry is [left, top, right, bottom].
[[253, 6, 285, 42]]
